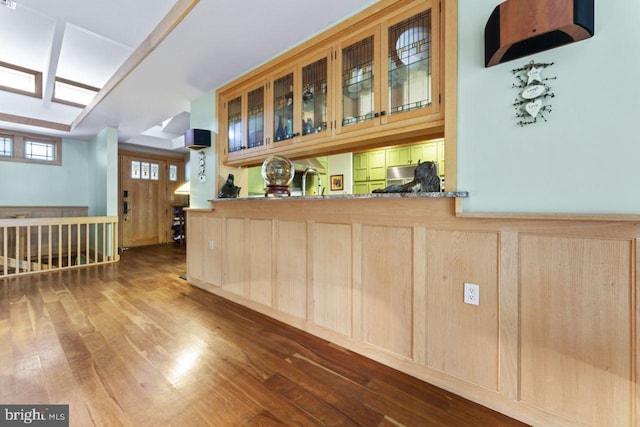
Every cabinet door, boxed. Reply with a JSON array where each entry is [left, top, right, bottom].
[[335, 26, 380, 135], [271, 69, 298, 146], [411, 142, 437, 164], [353, 152, 369, 181], [369, 180, 386, 192], [221, 81, 268, 160], [354, 182, 370, 194], [354, 180, 386, 194], [225, 92, 244, 154], [368, 151, 386, 181], [381, 2, 440, 125], [300, 49, 333, 142], [246, 82, 266, 150], [387, 147, 411, 167]]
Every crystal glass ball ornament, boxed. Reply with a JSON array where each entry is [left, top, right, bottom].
[[261, 155, 294, 186]]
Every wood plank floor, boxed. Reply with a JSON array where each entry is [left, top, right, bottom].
[[0, 245, 528, 426]]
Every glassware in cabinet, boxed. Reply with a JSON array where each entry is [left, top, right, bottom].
[[338, 28, 379, 133], [272, 72, 296, 144], [226, 95, 243, 154], [301, 55, 329, 138]]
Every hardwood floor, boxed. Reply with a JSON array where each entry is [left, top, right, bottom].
[[0, 245, 528, 426]]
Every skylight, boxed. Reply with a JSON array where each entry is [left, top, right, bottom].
[[0, 62, 41, 96], [53, 79, 99, 107]]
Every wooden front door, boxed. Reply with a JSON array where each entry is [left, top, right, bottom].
[[119, 152, 186, 248]]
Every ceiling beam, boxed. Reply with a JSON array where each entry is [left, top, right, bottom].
[[43, 20, 66, 106], [70, 0, 200, 131], [0, 112, 71, 132]]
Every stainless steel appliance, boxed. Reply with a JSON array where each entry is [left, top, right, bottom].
[[386, 165, 417, 186]]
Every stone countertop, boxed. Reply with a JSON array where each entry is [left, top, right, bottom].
[[210, 191, 468, 203]]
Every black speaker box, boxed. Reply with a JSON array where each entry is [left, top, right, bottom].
[[185, 129, 211, 150], [485, 0, 594, 67]]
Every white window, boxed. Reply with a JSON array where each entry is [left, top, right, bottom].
[[25, 140, 56, 162], [53, 78, 99, 107], [0, 129, 61, 165], [0, 136, 12, 157], [0, 61, 42, 98]]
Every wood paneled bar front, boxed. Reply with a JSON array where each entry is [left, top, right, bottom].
[[186, 196, 640, 427]]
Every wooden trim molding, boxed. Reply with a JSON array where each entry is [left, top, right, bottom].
[[0, 113, 70, 132]]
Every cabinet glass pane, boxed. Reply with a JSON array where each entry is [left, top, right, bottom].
[[388, 10, 432, 115], [247, 87, 264, 149], [302, 58, 328, 136], [227, 96, 243, 153], [341, 36, 375, 127], [273, 73, 294, 143]]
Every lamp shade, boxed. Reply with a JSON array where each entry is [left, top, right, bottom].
[[184, 129, 211, 150], [174, 181, 190, 195]]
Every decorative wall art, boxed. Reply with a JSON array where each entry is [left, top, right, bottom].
[[330, 174, 344, 191], [198, 151, 206, 183], [512, 60, 556, 127]]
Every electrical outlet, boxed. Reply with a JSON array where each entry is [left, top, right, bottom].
[[464, 282, 480, 306], [209, 239, 214, 250]]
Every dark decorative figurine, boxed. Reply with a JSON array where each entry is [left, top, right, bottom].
[[372, 161, 440, 193], [218, 173, 241, 198]]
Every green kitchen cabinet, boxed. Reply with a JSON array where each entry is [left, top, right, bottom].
[[386, 140, 441, 167], [354, 150, 386, 182], [368, 150, 386, 180], [354, 180, 386, 194], [386, 147, 411, 167], [248, 166, 265, 195], [410, 143, 438, 164]]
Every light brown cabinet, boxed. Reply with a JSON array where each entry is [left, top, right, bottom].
[[336, 2, 440, 135], [219, 0, 443, 167]]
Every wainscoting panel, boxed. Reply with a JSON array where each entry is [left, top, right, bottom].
[[274, 220, 308, 319], [312, 223, 353, 337], [519, 234, 634, 426], [361, 225, 413, 358], [203, 216, 222, 286], [248, 219, 273, 307], [426, 230, 500, 391], [223, 218, 246, 296]]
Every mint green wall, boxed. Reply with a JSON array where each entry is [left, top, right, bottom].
[[88, 127, 118, 216], [0, 138, 89, 206], [458, 0, 640, 214], [189, 90, 217, 209]]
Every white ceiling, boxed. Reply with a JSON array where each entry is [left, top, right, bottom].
[[0, 0, 376, 152]]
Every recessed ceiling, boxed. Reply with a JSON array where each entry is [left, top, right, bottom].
[[0, 0, 376, 152]]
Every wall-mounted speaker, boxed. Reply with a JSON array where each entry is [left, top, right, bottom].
[[184, 129, 211, 150], [485, 0, 594, 67]]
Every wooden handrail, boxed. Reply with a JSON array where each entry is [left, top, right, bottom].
[[0, 216, 119, 278]]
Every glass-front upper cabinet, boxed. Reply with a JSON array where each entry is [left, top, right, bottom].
[[222, 80, 268, 157], [226, 94, 243, 154], [272, 71, 296, 145], [336, 26, 380, 134], [246, 84, 265, 150], [336, 1, 439, 134], [300, 49, 332, 141], [382, 2, 439, 124]]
